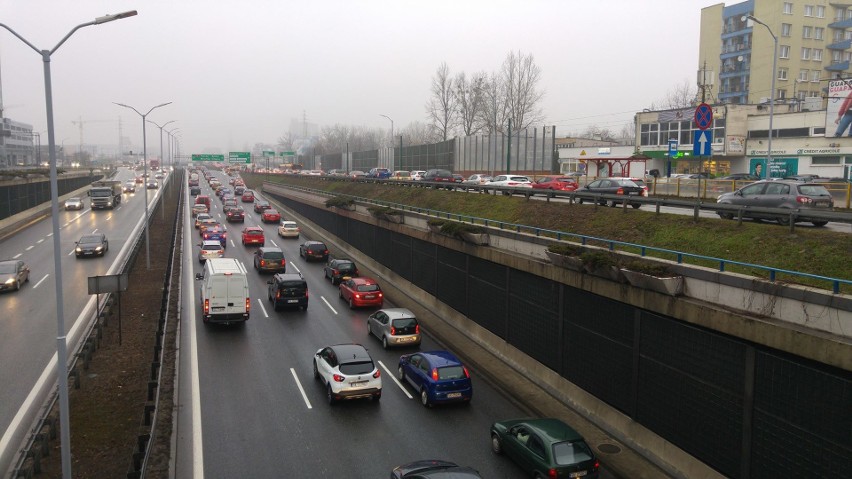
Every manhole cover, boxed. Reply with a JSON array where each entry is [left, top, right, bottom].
[[597, 443, 622, 454]]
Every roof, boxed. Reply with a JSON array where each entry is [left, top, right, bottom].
[[523, 418, 584, 443], [379, 308, 415, 320], [349, 277, 377, 285], [418, 350, 462, 368], [329, 344, 371, 363]]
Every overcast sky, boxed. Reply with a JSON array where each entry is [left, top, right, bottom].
[[2, 0, 712, 157]]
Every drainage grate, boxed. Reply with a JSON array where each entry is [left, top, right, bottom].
[[597, 443, 622, 454]]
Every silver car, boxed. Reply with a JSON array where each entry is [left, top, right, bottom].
[[198, 240, 225, 263], [716, 180, 834, 226], [64, 197, 84, 210], [277, 220, 300, 238], [367, 308, 422, 349]]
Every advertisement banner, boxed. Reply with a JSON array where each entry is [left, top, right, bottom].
[[826, 79, 852, 137], [749, 158, 798, 178]]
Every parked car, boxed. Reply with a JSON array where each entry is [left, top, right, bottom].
[[452, 174, 465, 183], [261, 209, 281, 223], [398, 350, 471, 407], [277, 220, 300, 238], [339, 277, 383, 309], [490, 418, 600, 479], [198, 240, 225, 263], [718, 173, 760, 181], [123, 181, 136, 193], [578, 178, 644, 208], [324, 258, 359, 285], [194, 213, 212, 229], [391, 460, 482, 479], [366, 167, 391, 179], [64, 197, 84, 210], [241, 226, 265, 246], [267, 272, 308, 311], [0, 259, 30, 292], [531, 176, 579, 193], [313, 344, 382, 404], [488, 175, 533, 194], [422, 169, 456, 187], [253, 246, 286, 273], [226, 206, 245, 222], [368, 308, 421, 349], [253, 200, 271, 213], [716, 180, 834, 226], [75, 233, 109, 258], [191, 204, 209, 217], [202, 225, 228, 246], [462, 174, 492, 185], [299, 241, 329, 262], [241, 190, 255, 202]]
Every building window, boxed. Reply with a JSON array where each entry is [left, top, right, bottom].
[[780, 45, 790, 58], [804, 5, 815, 17], [817, 5, 825, 17], [813, 49, 823, 61], [811, 70, 821, 82], [782, 23, 792, 36], [814, 27, 824, 40], [778, 67, 788, 80], [777, 89, 787, 99], [799, 69, 810, 81], [802, 47, 811, 60], [812, 156, 841, 165], [784, 2, 793, 14], [803, 26, 812, 38]]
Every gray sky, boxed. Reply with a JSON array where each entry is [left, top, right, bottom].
[[1, 0, 712, 157]]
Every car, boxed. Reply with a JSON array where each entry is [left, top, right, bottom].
[[339, 277, 383, 309], [452, 174, 465, 183], [313, 343, 382, 404], [531, 176, 579, 192], [422, 169, 456, 187], [490, 418, 600, 479], [300, 241, 329, 262], [716, 180, 834, 226], [267, 272, 308, 311], [366, 167, 391, 179], [190, 186, 201, 196], [123, 181, 136, 193], [783, 174, 822, 183], [241, 226, 265, 246], [0, 259, 30, 292], [718, 173, 760, 181], [390, 170, 411, 180], [254, 200, 271, 213], [225, 206, 245, 222], [217, 187, 232, 198], [223, 198, 238, 211], [578, 178, 644, 208], [155, 172, 164, 179], [195, 195, 211, 209], [64, 197, 84, 210], [488, 175, 533, 194], [277, 220, 300, 238], [253, 247, 286, 273], [198, 240, 225, 263], [608, 177, 650, 197], [391, 460, 482, 479], [146, 180, 158, 189], [410, 170, 426, 181], [135, 176, 144, 184], [324, 258, 359, 285], [202, 225, 228, 246], [261, 208, 281, 223], [198, 218, 220, 235], [234, 186, 245, 196], [194, 213, 212, 229], [398, 350, 472, 408], [368, 308, 421, 349], [191, 204, 209, 217], [462, 174, 492, 185], [348, 170, 367, 178], [75, 233, 109, 258]]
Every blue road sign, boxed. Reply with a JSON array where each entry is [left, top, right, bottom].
[[668, 139, 678, 157], [695, 103, 713, 130], [693, 130, 713, 156]]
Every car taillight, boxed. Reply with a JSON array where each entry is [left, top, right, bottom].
[[246, 298, 251, 312], [204, 233, 209, 239], [548, 468, 557, 479], [463, 366, 470, 378], [373, 369, 381, 378], [203, 299, 209, 314], [323, 250, 329, 255], [431, 368, 439, 381], [415, 324, 420, 334], [333, 374, 345, 382], [796, 195, 813, 205], [305, 289, 309, 298], [390, 326, 396, 335], [593, 460, 600, 470], [377, 292, 383, 298], [276, 291, 280, 299], [616, 187, 624, 195]]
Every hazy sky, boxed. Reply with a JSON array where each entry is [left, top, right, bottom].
[[1, 0, 713, 157]]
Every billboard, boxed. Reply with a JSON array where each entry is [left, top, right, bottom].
[[749, 158, 798, 178], [826, 79, 852, 137]]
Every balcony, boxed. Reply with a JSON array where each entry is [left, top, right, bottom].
[[825, 60, 851, 71], [829, 17, 852, 28], [827, 38, 852, 49]]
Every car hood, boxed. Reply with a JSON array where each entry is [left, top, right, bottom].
[[0, 272, 17, 282]]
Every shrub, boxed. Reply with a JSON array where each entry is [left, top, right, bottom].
[[623, 259, 673, 277], [325, 196, 354, 208], [580, 251, 619, 270], [367, 206, 401, 217], [439, 220, 485, 237], [547, 243, 584, 256]]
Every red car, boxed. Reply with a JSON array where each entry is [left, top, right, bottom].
[[135, 176, 144, 184], [531, 176, 579, 192], [338, 277, 384, 309], [241, 226, 265, 246], [195, 195, 211, 209], [241, 190, 255, 203], [261, 209, 281, 223]]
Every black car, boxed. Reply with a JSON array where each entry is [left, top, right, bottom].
[[323, 258, 359, 285], [254, 200, 271, 213], [267, 273, 308, 311], [391, 460, 482, 478], [190, 186, 201, 196], [225, 206, 245, 222], [75, 233, 109, 257], [578, 178, 644, 208], [299, 241, 329, 262], [422, 169, 456, 188]]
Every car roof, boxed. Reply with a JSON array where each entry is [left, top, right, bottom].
[[244, 226, 263, 232], [378, 308, 415, 320], [348, 277, 377, 285], [79, 234, 103, 242], [280, 220, 297, 225], [273, 272, 304, 282], [515, 418, 584, 442], [329, 344, 371, 363], [304, 240, 324, 245], [417, 350, 462, 368]]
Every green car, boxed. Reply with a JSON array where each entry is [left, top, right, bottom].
[[490, 418, 599, 478]]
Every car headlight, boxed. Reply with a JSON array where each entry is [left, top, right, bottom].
[[95, 246, 103, 252], [76, 247, 82, 252], [5, 278, 15, 284]]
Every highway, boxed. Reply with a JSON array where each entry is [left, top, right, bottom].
[[174, 171, 618, 478]]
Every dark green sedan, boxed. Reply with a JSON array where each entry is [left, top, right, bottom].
[[490, 418, 599, 478]]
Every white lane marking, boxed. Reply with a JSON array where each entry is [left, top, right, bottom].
[[13, 253, 21, 259], [36, 239, 44, 244], [321, 296, 338, 315], [106, 214, 112, 221], [33, 274, 49, 288], [229, 239, 235, 248], [91, 229, 98, 234], [290, 263, 301, 274], [290, 368, 313, 410], [25, 246, 34, 251], [68, 249, 75, 256], [378, 360, 413, 399], [46, 233, 52, 237], [256, 298, 269, 318], [270, 239, 278, 248]]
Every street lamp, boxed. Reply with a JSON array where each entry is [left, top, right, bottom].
[[165, 127, 180, 170], [0, 11, 137, 479], [113, 101, 172, 270], [147, 119, 176, 168], [744, 14, 776, 180], [379, 114, 393, 169]]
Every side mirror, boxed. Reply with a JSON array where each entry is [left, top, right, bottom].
[[266, 280, 273, 285], [195, 273, 203, 281]]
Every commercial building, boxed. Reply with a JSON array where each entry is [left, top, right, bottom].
[[0, 117, 35, 167]]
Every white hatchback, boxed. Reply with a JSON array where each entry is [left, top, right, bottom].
[[313, 344, 382, 404], [277, 220, 300, 238]]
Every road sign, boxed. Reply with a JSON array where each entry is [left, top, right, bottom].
[[693, 130, 713, 156], [695, 103, 713, 130], [279, 151, 295, 157], [262, 150, 275, 157], [668, 139, 678, 157], [191, 154, 225, 162], [228, 152, 251, 164]]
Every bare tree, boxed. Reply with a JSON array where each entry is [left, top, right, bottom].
[[619, 123, 636, 142], [477, 72, 509, 134], [401, 121, 440, 145], [454, 71, 487, 136], [277, 131, 294, 151], [581, 125, 615, 141], [648, 78, 698, 110], [501, 51, 545, 130], [426, 62, 457, 141]]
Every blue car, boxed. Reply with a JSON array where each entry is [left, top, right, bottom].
[[398, 350, 472, 407], [367, 167, 391, 179]]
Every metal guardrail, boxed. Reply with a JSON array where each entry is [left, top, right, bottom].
[[265, 180, 852, 294]]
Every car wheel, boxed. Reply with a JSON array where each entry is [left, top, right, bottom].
[[15, 281, 20, 291], [339, 289, 344, 299], [327, 384, 336, 405], [382, 336, 388, 349], [631, 203, 641, 209], [312, 360, 319, 379], [373, 391, 381, 402], [776, 214, 791, 226], [534, 473, 546, 479], [578, 198, 584, 204], [491, 433, 503, 454], [348, 298, 354, 309], [261, 242, 265, 247], [397, 366, 405, 381], [812, 221, 828, 227], [420, 388, 431, 407], [25, 274, 29, 283], [718, 213, 734, 220]]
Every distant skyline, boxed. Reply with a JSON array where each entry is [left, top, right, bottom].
[[2, 0, 714, 157]]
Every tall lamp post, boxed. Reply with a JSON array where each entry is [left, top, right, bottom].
[[0, 11, 137, 479], [113, 101, 172, 270], [744, 14, 776, 180], [148, 119, 176, 171], [166, 127, 180, 170], [379, 114, 393, 169]]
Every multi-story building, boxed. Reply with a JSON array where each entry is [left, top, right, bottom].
[[0, 117, 35, 167], [700, 1, 851, 105]]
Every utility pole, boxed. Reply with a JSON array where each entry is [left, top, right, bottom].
[[506, 118, 512, 174]]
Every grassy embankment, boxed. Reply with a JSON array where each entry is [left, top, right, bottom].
[[243, 173, 852, 293]]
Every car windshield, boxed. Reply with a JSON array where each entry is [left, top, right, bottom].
[[0, 263, 16, 273], [337, 262, 356, 272], [437, 365, 465, 380], [798, 185, 830, 196], [339, 360, 375, 375], [202, 244, 221, 251], [247, 230, 263, 236], [80, 235, 101, 244], [510, 176, 529, 181], [262, 251, 284, 259], [552, 441, 594, 465], [281, 222, 296, 228], [356, 284, 379, 292], [309, 245, 325, 251]]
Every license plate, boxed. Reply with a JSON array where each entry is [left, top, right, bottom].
[[212, 306, 225, 311], [287, 299, 298, 303], [815, 201, 829, 207], [350, 381, 367, 387], [628, 191, 639, 195], [446, 392, 462, 398], [398, 336, 415, 342], [342, 276, 352, 281], [364, 294, 375, 299], [569, 471, 587, 478]]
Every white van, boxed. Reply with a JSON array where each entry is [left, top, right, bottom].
[[195, 258, 250, 324]]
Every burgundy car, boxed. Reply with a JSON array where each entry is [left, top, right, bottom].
[[531, 176, 579, 192]]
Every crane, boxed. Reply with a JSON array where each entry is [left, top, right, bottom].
[[70, 116, 112, 159]]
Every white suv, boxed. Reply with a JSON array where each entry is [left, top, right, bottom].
[[313, 344, 381, 404]]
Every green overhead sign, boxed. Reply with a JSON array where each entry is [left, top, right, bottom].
[[191, 154, 225, 162], [279, 151, 295, 157], [262, 150, 275, 157], [228, 152, 251, 164]]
